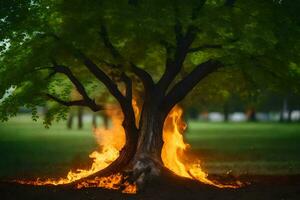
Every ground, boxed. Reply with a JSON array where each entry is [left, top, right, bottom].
[[1, 174, 299, 200], [0, 115, 300, 199]]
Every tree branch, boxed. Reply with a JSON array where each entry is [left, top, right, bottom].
[[161, 60, 223, 113], [120, 72, 132, 102], [160, 40, 174, 64], [99, 24, 154, 91], [48, 33, 131, 115], [69, 42, 138, 133], [131, 63, 154, 92], [119, 74, 137, 131], [99, 24, 154, 95], [156, 26, 198, 93], [74, 52, 127, 106], [156, 0, 207, 94], [50, 61, 102, 112], [44, 33, 137, 131], [173, 1, 183, 46], [99, 24, 122, 60], [46, 93, 102, 109]]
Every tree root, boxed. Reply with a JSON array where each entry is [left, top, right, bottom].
[[130, 154, 162, 190], [69, 152, 166, 193], [69, 145, 136, 186]]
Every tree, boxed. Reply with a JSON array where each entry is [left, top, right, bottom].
[[1, 0, 300, 188]]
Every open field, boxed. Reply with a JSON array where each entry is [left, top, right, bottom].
[[1, 115, 300, 200], [187, 121, 300, 175], [0, 115, 300, 180]]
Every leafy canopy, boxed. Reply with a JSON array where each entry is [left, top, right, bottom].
[[0, 0, 299, 125]]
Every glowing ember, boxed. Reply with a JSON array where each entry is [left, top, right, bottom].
[[162, 105, 242, 188], [76, 173, 137, 194]]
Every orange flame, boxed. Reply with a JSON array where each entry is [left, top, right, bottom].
[[16, 101, 240, 192], [76, 173, 137, 194], [162, 105, 242, 188], [16, 104, 136, 194]]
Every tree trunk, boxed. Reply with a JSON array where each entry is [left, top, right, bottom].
[[78, 107, 83, 129], [223, 103, 229, 122], [131, 103, 165, 188], [287, 109, 293, 122], [247, 107, 256, 122], [67, 112, 74, 129], [280, 98, 288, 122]]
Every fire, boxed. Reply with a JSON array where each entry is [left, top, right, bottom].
[[16, 101, 240, 193], [162, 105, 242, 188], [76, 173, 137, 194], [16, 104, 136, 194]]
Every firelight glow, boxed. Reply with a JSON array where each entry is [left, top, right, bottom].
[[16, 101, 241, 193]]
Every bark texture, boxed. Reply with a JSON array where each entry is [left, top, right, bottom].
[[131, 102, 165, 188]]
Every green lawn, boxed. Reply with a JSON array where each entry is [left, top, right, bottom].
[[0, 115, 98, 179], [0, 115, 300, 180], [186, 121, 300, 175]]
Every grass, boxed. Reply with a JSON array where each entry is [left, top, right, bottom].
[[0, 115, 300, 180], [186, 121, 300, 175], [0, 115, 98, 179]]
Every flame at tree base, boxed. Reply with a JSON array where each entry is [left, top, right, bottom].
[[76, 173, 137, 194], [15, 147, 136, 193], [162, 106, 242, 189], [15, 105, 137, 194], [15, 103, 241, 193]]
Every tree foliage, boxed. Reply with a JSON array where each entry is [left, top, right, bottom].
[[0, 0, 299, 125]]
